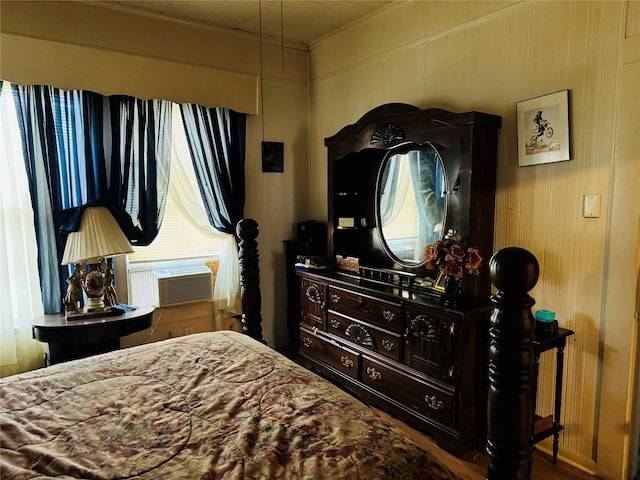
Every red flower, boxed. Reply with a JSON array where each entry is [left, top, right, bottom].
[[465, 248, 483, 274], [424, 241, 441, 262], [444, 261, 463, 279], [449, 244, 466, 261]]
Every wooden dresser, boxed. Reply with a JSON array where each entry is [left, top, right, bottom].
[[295, 103, 501, 456], [297, 270, 489, 455]]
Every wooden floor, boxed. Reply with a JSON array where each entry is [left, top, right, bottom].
[[375, 409, 599, 480]]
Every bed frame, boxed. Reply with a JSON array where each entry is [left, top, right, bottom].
[[485, 246, 541, 479], [236, 218, 263, 342], [236, 218, 539, 479]]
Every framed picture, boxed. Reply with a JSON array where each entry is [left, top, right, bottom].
[[516, 90, 570, 167], [262, 141, 284, 172]]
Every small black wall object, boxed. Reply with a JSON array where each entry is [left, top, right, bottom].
[[262, 141, 284, 172]]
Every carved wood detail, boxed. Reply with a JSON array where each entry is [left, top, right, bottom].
[[370, 122, 405, 145], [345, 323, 375, 348]]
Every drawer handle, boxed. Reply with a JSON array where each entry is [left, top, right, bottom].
[[330, 319, 341, 329], [425, 395, 444, 410], [341, 356, 354, 368], [330, 294, 341, 304], [382, 310, 396, 322], [381, 339, 395, 352], [302, 337, 313, 348], [367, 367, 381, 380]]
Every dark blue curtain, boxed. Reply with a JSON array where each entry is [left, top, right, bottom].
[[11, 84, 172, 313], [107, 96, 172, 245], [12, 85, 75, 312], [179, 105, 246, 234]]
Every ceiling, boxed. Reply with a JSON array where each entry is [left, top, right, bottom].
[[97, 0, 396, 46]]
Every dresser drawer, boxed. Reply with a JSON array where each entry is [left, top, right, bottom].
[[361, 356, 455, 427], [327, 312, 401, 362], [328, 286, 402, 333], [299, 327, 360, 380]]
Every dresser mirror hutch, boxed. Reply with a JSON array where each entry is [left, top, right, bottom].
[[296, 103, 501, 455]]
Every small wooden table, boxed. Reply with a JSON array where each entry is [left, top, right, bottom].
[[32, 306, 155, 364], [531, 327, 575, 463]]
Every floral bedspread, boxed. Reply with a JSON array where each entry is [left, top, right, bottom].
[[1, 331, 459, 479]]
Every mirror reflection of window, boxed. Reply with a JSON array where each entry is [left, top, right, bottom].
[[378, 144, 446, 265]]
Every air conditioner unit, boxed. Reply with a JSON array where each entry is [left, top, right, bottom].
[[153, 266, 212, 307]]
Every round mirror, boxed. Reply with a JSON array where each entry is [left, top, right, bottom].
[[376, 143, 447, 266]]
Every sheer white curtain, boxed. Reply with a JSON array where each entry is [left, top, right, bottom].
[[0, 83, 46, 376], [170, 104, 240, 312], [380, 156, 411, 226]]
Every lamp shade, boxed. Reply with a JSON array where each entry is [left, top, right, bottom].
[[61, 207, 134, 265]]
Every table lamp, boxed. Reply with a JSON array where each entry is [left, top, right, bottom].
[[61, 206, 134, 318]]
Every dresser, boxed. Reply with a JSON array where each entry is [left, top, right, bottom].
[[294, 104, 501, 456], [297, 270, 489, 455]]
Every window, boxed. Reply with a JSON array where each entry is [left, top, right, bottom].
[[127, 104, 222, 306], [128, 104, 222, 263], [3, 81, 238, 313]]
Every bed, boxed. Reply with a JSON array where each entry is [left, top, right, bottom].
[[1, 329, 461, 480], [0, 219, 538, 479]]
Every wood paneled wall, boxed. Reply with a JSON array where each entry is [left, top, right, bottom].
[[308, 2, 638, 478]]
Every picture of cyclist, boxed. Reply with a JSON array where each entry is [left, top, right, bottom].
[[533, 110, 545, 134], [530, 110, 553, 146]]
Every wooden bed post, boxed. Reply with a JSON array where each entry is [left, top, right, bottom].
[[236, 218, 264, 343], [486, 247, 539, 480]]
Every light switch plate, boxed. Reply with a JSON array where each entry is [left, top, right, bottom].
[[583, 194, 601, 218]]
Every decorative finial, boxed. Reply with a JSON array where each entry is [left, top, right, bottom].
[[489, 247, 539, 295]]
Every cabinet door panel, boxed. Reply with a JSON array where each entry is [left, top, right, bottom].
[[405, 307, 455, 383], [300, 277, 326, 329]]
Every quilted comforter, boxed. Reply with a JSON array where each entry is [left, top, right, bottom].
[[1, 330, 459, 479]]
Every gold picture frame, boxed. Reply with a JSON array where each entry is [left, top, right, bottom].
[[433, 270, 445, 292]]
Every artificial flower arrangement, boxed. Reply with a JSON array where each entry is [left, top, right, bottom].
[[424, 233, 483, 280]]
